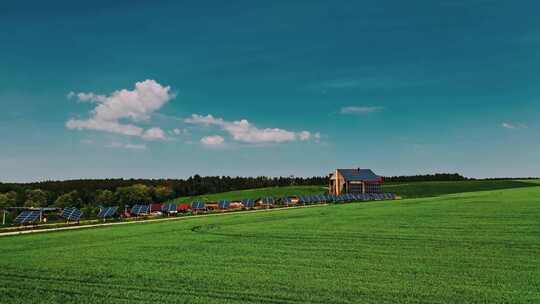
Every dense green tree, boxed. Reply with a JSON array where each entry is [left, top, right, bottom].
[[153, 186, 175, 202], [115, 184, 152, 205], [24, 189, 49, 207], [53, 191, 83, 208], [94, 189, 115, 206], [0, 191, 17, 209], [81, 204, 99, 219]]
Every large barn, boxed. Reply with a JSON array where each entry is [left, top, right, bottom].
[[329, 168, 383, 195]]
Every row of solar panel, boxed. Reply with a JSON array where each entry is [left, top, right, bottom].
[[14, 207, 84, 224], [298, 193, 395, 203], [13, 193, 397, 223]]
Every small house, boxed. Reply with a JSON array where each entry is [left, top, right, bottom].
[[329, 168, 383, 195]]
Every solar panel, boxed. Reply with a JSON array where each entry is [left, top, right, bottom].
[[218, 200, 230, 209], [61, 207, 83, 221], [191, 201, 205, 210], [131, 204, 150, 215], [262, 197, 274, 206], [14, 210, 41, 224], [241, 199, 255, 208], [282, 197, 292, 205], [98, 206, 118, 218], [161, 203, 177, 212]]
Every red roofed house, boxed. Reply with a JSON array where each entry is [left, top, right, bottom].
[[329, 168, 383, 195]]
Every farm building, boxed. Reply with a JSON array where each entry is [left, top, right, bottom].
[[329, 168, 383, 195]]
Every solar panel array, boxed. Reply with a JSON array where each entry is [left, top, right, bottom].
[[262, 197, 274, 206], [191, 201, 205, 210], [97, 206, 118, 218], [161, 203, 177, 212], [14, 210, 41, 224], [61, 207, 83, 221], [131, 204, 150, 215], [241, 199, 255, 208], [218, 200, 230, 209]]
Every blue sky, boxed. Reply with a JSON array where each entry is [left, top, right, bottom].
[[1, 1, 539, 182]]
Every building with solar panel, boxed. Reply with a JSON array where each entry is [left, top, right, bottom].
[[329, 168, 383, 195]]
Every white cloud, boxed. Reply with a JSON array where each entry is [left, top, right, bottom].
[[172, 128, 182, 135], [185, 114, 317, 144], [201, 135, 225, 146], [142, 127, 166, 141], [340, 106, 383, 114], [298, 131, 311, 141], [171, 128, 189, 136], [106, 142, 147, 150], [66, 119, 144, 136], [68, 91, 106, 103], [66, 79, 173, 140], [501, 122, 527, 130]]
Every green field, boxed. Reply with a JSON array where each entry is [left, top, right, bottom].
[[171, 180, 538, 202], [1, 184, 540, 303], [383, 179, 537, 198], [170, 185, 328, 203]]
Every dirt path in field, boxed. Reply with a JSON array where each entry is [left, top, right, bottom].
[[0, 204, 331, 238]]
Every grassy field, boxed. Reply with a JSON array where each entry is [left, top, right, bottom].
[[383, 179, 537, 198], [1, 185, 539, 303], [170, 185, 327, 203], [170, 180, 538, 202]]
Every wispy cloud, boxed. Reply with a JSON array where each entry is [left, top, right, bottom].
[[106, 142, 147, 150], [340, 106, 384, 115], [501, 122, 527, 130], [66, 80, 173, 141], [200, 135, 225, 146], [185, 114, 319, 145]]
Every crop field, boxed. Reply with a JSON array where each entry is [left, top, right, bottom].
[[171, 180, 538, 203], [383, 179, 537, 198], [1, 184, 540, 303], [170, 185, 328, 203]]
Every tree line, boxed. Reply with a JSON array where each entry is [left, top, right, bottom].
[[0, 173, 470, 209], [384, 173, 468, 182], [0, 175, 327, 209]]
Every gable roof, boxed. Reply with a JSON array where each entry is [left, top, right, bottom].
[[335, 168, 380, 182]]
